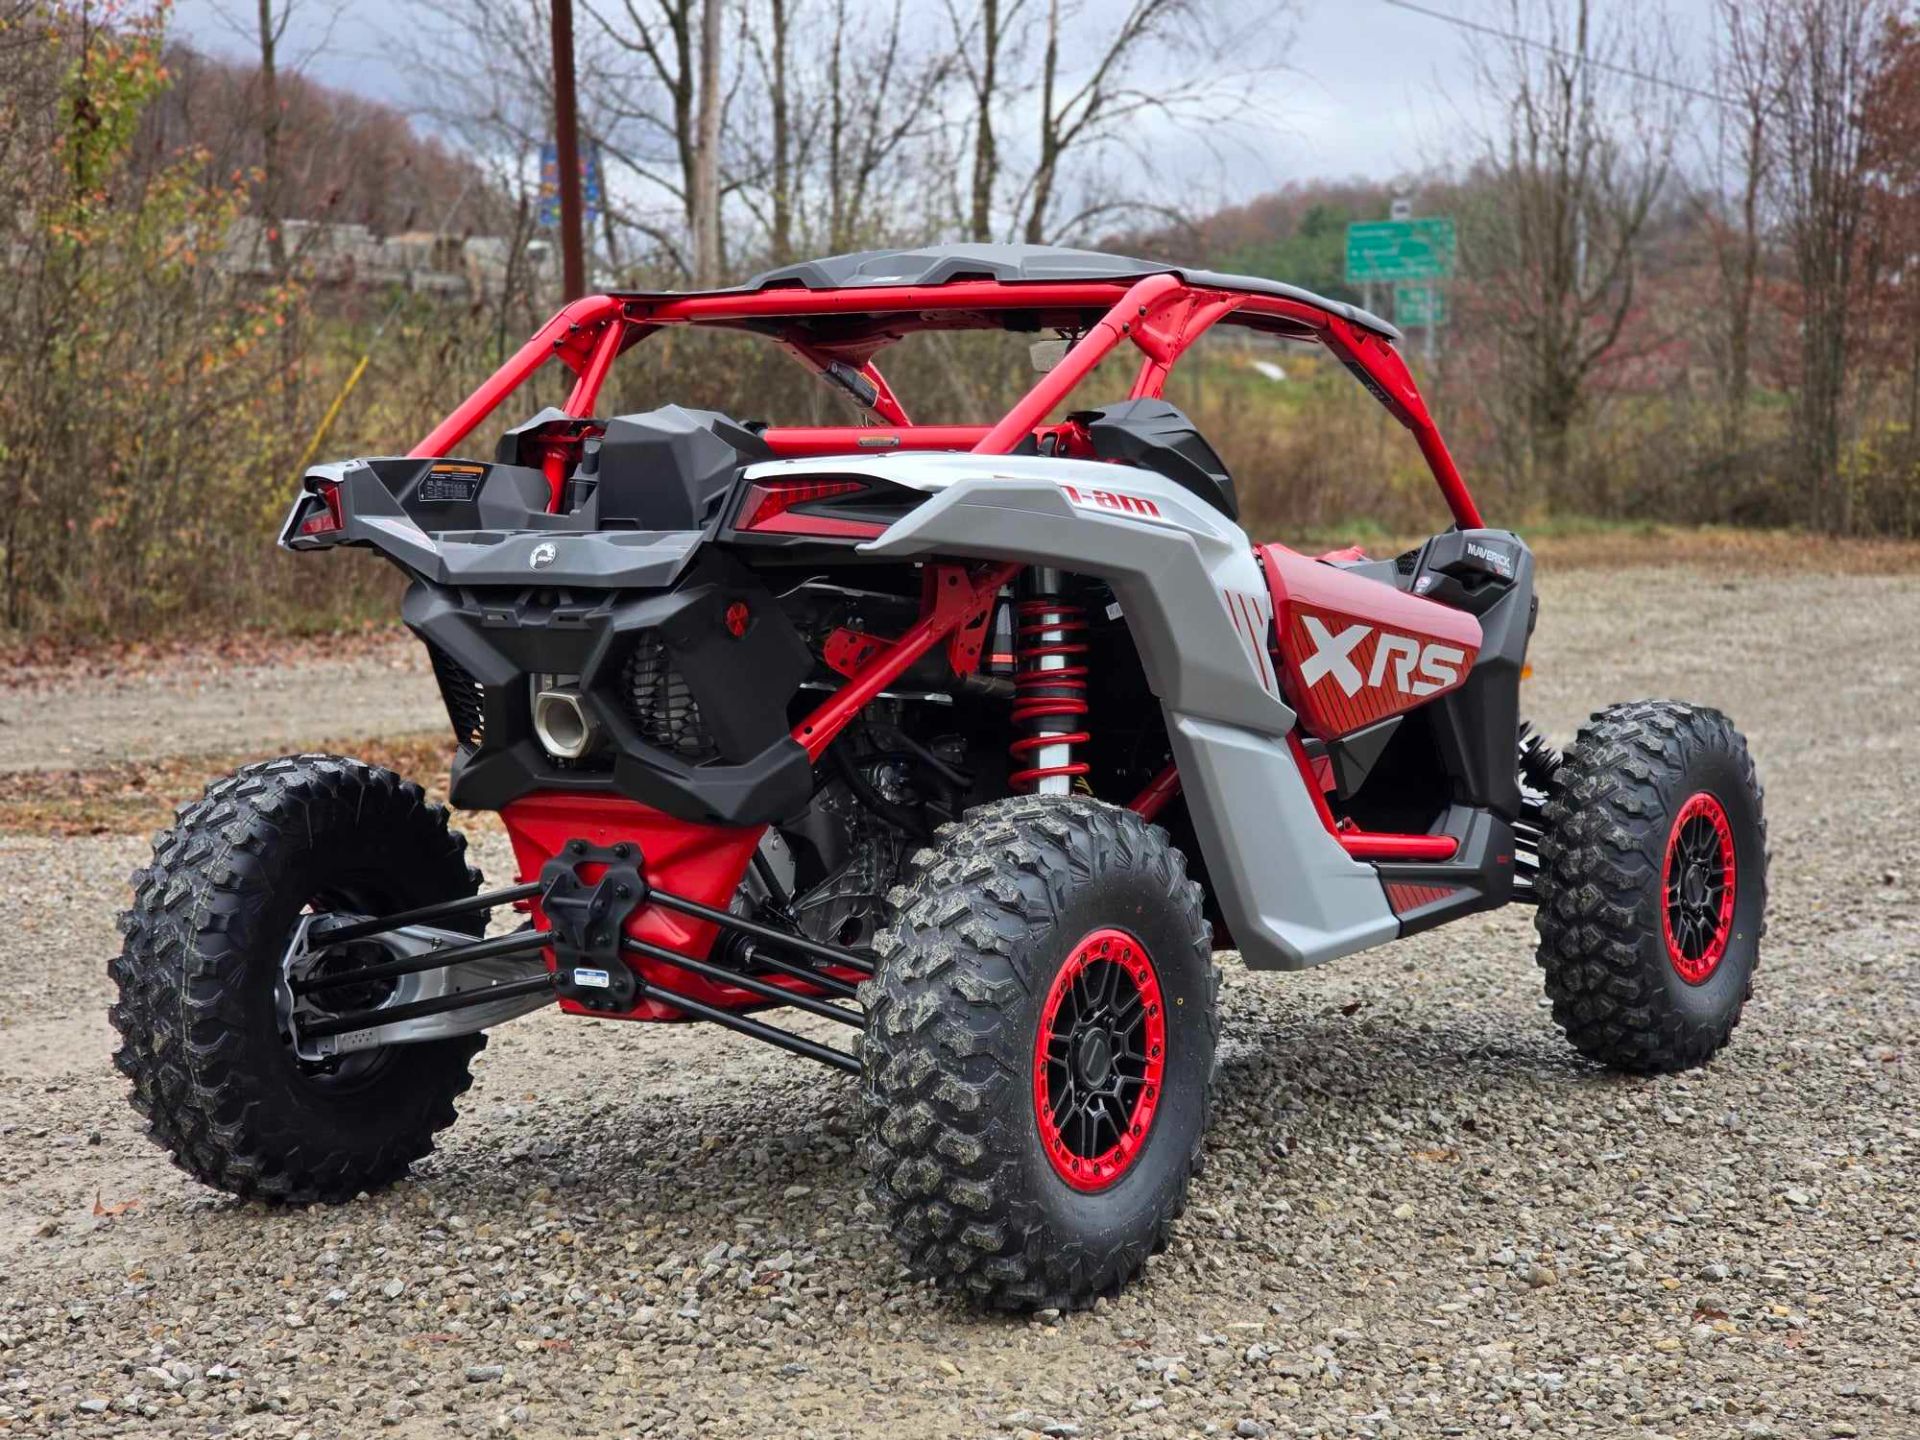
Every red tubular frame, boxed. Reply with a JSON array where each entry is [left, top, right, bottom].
[[793, 561, 1020, 760], [405, 275, 1481, 528]]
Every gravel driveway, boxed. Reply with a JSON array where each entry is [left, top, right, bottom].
[[1, 565, 1915, 1439]]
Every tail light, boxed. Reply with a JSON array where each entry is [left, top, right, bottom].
[[296, 480, 344, 537], [733, 477, 879, 538], [730, 474, 931, 542], [280, 476, 346, 550]]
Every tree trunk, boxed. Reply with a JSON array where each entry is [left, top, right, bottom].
[[256, 0, 287, 278], [692, 0, 724, 285], [768, 0, 793, 264], [968, 0, 999, 243], [1023, 0, 1061, 244], [1723, 102, 1765, 452]]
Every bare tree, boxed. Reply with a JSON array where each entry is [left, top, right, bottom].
[[944, 0, 1284, 246], [746, 0, 798, 262], [813, 0, 953, 249], [1020, 0, 1263, 242], [1773, 0, 1890, 533], [588, 0, 731, 278], [1707, 0, 1783, 450], [691, 0, 724, 280], [254, 0, 291, 276], [1465, 0, 1679, 506], [945, 0, 1024, 241], [397, 0, 566, 341]]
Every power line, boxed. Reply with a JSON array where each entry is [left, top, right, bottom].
[[1380, 0, 1755, 112]]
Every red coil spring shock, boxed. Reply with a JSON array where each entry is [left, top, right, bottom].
[[1009, 585, 1091, 793]]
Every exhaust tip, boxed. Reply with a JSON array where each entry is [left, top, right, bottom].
[[533, 689, 598, 760]]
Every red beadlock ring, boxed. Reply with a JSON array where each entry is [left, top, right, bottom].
[[1661, 791, 1738, 984], [1033, 929, 1166, 1191]]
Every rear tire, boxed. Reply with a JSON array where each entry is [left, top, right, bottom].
[[1534, 702, 1767, 1074], [111, 755, 488, 1202], [862, 796, 1216, 1311]]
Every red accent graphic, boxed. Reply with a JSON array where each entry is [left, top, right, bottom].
[[1062, 483, 1163, 519], [723, 600, 751, 638], [1662, 791, 1737, 984], [1223, 589, 1277, 696], [1384, 882, 1461, 915], [1346, 833, 1460, 861], [1033, 928, 1166, 1192], [1259, 543, 1481, 741]]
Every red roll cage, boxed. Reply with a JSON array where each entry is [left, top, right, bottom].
[[408, 271, 1483, 531]]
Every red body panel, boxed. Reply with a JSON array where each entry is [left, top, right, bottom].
[[502, 793, 774, 1022], [1258, 545, 1482, 742]]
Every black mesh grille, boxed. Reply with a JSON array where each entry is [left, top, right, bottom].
[[622, 633, 716, 761], [427, 643, 486, 750]]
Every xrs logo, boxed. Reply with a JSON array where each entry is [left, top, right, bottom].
[[1300, 615, 1464, 698], [1061, 484, 1161, 519]]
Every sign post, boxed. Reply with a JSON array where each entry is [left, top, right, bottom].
[[1347, 217, 1455, 364]]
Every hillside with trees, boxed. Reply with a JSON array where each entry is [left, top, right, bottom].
[[0, 0, 1915, 642]]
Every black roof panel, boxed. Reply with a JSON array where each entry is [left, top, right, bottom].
[[616, 242, 1401, 340]]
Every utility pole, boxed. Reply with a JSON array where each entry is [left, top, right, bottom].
[[550, 0, 587, 300]]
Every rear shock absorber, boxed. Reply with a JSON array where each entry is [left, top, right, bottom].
[[1009, 568, 1091, 795]]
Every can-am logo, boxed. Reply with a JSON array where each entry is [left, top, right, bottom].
[[1061, 484, 1162, 519], [1300, 615, 1465, 697]]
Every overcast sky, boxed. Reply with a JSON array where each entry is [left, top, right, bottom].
[[169, 0, 1728, 200]]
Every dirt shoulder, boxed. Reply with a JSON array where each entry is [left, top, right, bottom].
[[0, 630, 438, 775]]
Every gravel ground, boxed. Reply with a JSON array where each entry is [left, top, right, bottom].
[[0, 565, 1915, 1439]]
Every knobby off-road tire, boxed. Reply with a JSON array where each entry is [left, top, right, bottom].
[[862, 795, 1217, 1311], [111, 754, 488, 1202], [1535, 701, 1767, 1074]]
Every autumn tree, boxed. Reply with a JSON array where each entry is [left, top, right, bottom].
[[1463, 0, 1679, 507]]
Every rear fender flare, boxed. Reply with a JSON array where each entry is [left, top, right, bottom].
[[831, 455, 1399, 969]]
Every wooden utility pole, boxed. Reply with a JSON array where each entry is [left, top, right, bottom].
[[550, 0, 587, 300]]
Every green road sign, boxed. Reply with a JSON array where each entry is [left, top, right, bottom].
[[1346, 218, 1456, 283], [1393, 283, 1449, 327]]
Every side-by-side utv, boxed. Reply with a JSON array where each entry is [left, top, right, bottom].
[[112, 244, 1767, 1310]]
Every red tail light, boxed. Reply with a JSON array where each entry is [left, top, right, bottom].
[[734, 477, 883, 538], [297, 481, 344, 537]]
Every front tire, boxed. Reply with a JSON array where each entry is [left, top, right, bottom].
[[110, 755, 488, 1202], [1534, 701, 1768, 1073], [862, 796, 1217, 1311]]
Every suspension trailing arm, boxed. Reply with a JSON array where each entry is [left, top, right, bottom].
[[281, 844, 873, 1073]]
